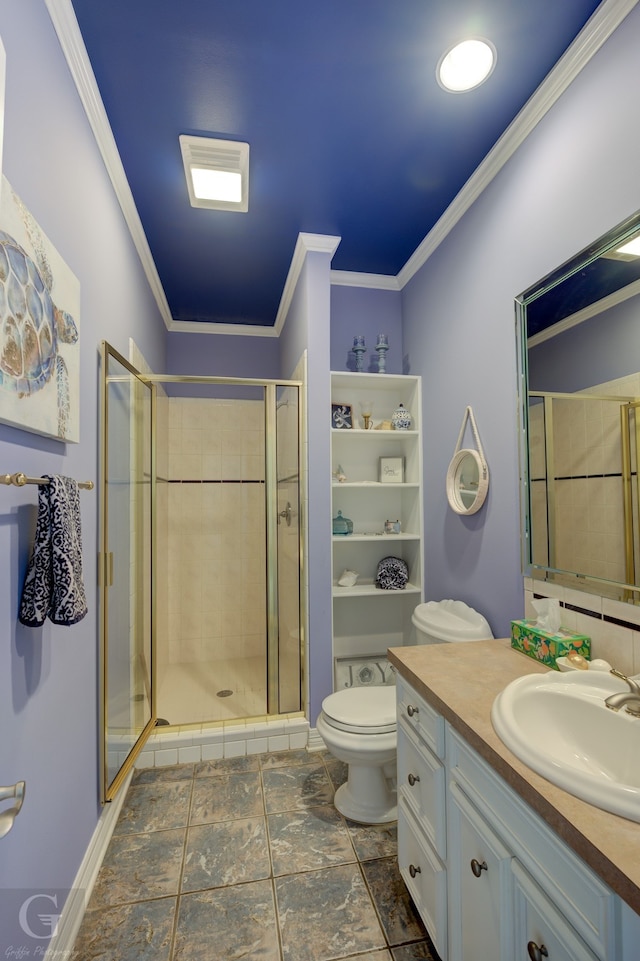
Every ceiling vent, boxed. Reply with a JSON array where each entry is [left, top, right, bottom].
[[179, 134, 249, 212]]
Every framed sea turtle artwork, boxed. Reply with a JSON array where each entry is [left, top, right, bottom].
[[0, 176, 80, 442]]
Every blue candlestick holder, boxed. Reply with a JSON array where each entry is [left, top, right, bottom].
[[353, 345, 366, 372], [375, 342, 389, 373]]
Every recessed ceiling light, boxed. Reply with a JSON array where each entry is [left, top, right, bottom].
[[179, 134, 249, 212], [191, 169, 242, 203], [437, 38, 496, 93]]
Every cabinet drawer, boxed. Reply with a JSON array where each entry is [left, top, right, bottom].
[[448, 726, 615, 958], [398, 797, 448, 961], [396, 676, 445, 758], [398, 716, 446, 858], [513, 860, 600, 961]]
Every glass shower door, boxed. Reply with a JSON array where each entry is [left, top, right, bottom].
[[99, 342, 155, 802], [270, 384, 302, 713]]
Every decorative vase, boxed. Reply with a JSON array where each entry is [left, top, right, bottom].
[[332, 510, 353, 535], [392, 403, 412, 430]]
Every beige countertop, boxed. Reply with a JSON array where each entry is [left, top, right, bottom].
[[388, 638, 640, 915]]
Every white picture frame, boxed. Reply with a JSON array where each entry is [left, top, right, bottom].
[[379, 456, 404, 484]]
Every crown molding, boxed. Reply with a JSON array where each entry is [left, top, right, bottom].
[[273, 232, 341, 335], [44, 0, 175, 328], [167, 318, 280, 338], [330, 270, 400, 290], [397, 0, 639, 290], [527, 274, 640, 349]]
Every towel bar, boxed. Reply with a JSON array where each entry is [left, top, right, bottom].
[[0, 780, 26, 839], [1, 472, 94, 490]]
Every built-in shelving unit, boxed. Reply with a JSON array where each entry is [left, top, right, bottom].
[[330, 372, 424, 674]]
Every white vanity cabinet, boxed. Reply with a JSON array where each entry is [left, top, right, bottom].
[[396, 675, 638, 961], [330, 373, 423, 669], [396, 677, 448, 959]]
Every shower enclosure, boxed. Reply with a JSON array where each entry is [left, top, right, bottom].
[[99, 342, 304, 801], [527, 389, 640, 594]]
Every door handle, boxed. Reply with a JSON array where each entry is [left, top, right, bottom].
[[278, 502, 292, 526]]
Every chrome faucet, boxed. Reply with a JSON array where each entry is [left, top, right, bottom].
[[604, 669, 640, 717]]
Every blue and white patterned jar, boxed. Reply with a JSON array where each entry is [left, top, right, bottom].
[[392, 403, 412, 430]]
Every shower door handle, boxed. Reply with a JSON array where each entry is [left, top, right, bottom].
[[98, 552, 114, 587], [278, 502, 292, 526]]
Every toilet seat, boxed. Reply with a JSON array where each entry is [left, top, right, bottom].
[[321, 686, 396, 734]]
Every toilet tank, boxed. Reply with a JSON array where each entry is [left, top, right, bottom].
[[411, 599, 493, 644]]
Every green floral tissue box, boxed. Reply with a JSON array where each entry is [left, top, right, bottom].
[[510, 619, 591, 670]]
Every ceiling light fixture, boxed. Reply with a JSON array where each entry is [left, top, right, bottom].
[[179, 134, 249, 212], [437, 38, 496, 93]]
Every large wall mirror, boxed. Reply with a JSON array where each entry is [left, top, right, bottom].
[[516, 209, 640, 603]]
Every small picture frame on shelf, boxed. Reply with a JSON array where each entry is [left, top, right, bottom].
[[331, 403, 353, 429], [379, 456, 404, 483], [334, 654, 396, 690]]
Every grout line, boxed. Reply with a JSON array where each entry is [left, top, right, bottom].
[[81, 751, 410, 960]]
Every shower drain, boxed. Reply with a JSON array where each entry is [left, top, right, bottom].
[[217, 689, 234, 698]]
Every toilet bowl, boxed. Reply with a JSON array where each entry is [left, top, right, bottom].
[[316, 685, 398, 823], [317, 599, 493, 824]]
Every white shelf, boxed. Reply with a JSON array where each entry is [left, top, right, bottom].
[[332, 428, 419, 438], [331, 371, 416, 391], [332, 482, 419, 489], [333, 582, 422, 598], [333, 534, 420, 543], [330, 371, 424, 670]]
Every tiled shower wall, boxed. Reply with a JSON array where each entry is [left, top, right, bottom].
[[529, 371, 640, 585], [156, 397, 266, 688]]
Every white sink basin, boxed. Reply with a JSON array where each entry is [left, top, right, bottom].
[[491, 670, 640, 822]]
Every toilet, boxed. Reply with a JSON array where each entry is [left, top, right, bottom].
[[316, 599, 493, 823]]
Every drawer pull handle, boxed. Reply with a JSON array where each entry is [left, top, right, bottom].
[[470, 858, 488, 878], [409, 864, 421, 878], [407, 704, 419, 717], [527, 942, 549, 961], [408, 773, 420, 786]]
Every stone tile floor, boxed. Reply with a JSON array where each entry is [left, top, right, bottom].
[[74, 749, 441, 961]]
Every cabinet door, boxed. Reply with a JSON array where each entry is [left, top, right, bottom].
[[448, 781, 512, 961], [512, 860, 601, 961]]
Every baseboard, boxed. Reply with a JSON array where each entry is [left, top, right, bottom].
[[47, 768, 133, 954], [307, 727, 325, 752]]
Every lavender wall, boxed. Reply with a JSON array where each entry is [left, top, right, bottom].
[[402, 4, 640, 639], [330, 286, 403, 374], [279, 248, 334, 723], [0, 0, 166, 935], [165, 328, 281, 379], [529, 294, 640, 393]]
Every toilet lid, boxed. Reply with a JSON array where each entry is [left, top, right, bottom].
[[322, 686, 397, 734]]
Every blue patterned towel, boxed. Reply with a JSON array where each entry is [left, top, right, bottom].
[[19, 475, 88, 627]]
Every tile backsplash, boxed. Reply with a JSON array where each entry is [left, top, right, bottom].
[[524, 577, 640, 676]]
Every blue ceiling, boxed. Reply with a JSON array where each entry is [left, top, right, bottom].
[[69, 0, 603, 329]]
